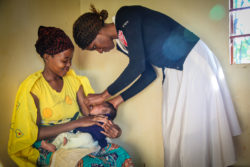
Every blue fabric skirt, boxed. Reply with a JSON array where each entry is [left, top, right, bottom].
[[77, 143, 134, 167]]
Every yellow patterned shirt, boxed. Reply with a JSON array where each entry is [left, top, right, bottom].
[[31, 72, 82, 126]]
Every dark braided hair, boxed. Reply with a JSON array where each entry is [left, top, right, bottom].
[[73, 4, 108, 49], [35, 26, 74, 58]]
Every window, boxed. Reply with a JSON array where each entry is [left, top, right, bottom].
[[229, 0, 250, 64]]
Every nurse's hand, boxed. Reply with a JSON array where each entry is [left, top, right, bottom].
[[86, 93, 105, 106], [101, 120, 122, 138], [108, 95, 124, 109], [86, 90, 111, 106]]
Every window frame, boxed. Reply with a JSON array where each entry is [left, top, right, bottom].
[[229, 0, 250, 64]]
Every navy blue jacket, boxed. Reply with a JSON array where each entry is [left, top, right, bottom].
[[107, 5, 199, 101]]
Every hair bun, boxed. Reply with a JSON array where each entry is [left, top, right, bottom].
[[90, 4, 108, 21], [100, 10, 108, 21]]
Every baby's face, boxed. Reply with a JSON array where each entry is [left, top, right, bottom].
[[90, 103, 110, 116]]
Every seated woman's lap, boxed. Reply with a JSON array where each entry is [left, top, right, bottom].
[[77, 143, 133, 167], [36, 143, 133, 167]]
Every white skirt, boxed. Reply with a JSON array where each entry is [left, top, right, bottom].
[[162, 40, 241, 167]]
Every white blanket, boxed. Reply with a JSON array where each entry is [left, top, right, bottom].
[[50, 147, 99, 167]]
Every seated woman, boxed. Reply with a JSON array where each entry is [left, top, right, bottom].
[[8, 26, 133, 167]]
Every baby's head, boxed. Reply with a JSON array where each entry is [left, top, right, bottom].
[[90, 102, 117, 120]]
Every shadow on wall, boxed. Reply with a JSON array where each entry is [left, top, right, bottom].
[[0, 161, 4, 167]]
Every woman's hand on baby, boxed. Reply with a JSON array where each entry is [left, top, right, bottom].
[[101, 120, 122, 138], [77, 115, 108, 127]]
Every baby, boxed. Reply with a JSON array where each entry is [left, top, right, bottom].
[[35, 102, 117, 152]]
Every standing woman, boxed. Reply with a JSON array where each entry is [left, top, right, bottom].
[[73, 5, 241, 167]]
